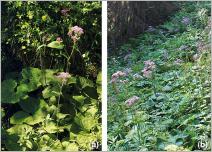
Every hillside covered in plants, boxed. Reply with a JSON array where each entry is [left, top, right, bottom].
[[1, 1, 101, 151], [108, 2, 211, 151]]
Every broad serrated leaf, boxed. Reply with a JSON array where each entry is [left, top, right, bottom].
[[19, 97, 39, 114], [43, 122, 63, 133], [42, 86, 60, 99], [75, 114, 98, 131], [41, 69, 59, 85], [25, 104, 47, 125], [62, 141, 78, 151], [67, 77, 77, 84], [83, 86, 98, 99], [7, 124, 33, 135], [2, 79, 20, 103], [10, 100, 47, 125], [10, 111, 30, 124], [20, 67, 42, 92], [4, 134, 22, 151], [76, 132, 97, 150], [78, 76, 94, 88], [86, 106, 98, 116]]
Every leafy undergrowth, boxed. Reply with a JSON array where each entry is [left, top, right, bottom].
[[108, 2, 211, 151], [2, 68, 102, 151]]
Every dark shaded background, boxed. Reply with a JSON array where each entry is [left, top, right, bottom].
[[108, 1, 178, 51]]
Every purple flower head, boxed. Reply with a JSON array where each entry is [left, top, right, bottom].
[[192, 54, 199, 61], [181, 17, 191, 25], [56, 37, 63, 43], [67, 26, 84, 43], [110, 71, 126, 83], [142, 60, 156, 78], [142, 68, 153, 78], [56, 72, 71, 82], [174, 59, 183, 65], [125, 96, 140, 107], [144, 60, 156, 70], [61, 8, 69, 16]]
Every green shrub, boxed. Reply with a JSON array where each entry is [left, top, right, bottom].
[[2, 1, 101, 77]]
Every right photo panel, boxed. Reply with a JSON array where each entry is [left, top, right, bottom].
[[107, 1, 211, 151]]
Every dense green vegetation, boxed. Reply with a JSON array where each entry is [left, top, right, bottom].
[[1, 1, 101, 151], [108, 2, 211, 151]]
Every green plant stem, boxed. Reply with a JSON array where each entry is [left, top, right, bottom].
[[56, 81, 65, 139], [112, 82, 119, 94], [152, 76, 156, 96], [131, 109, 142, 145], [66, 43, 77, 72]]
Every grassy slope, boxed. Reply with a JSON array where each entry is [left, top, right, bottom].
[[108, 2, 211, 151]]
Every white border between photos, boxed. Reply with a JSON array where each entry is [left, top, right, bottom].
[[102, 1, 107, 151]]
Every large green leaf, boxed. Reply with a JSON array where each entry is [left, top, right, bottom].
[[83, 86, 98, 99], [2, 79, 20, 103], [42, 86, 60, 99], [21, 67, 41, 81], [7, 124, 33, 135], [10, 99, 47, 125], [96, 71, 101, 85], [25, 106, 47, 125], [4, 134, 22, 151], [75, 114, 98, 131], [16, 83, 30, 98], [43, 69, 59, 85], [1, 108, 5, 118], [78, 76, 94, 88], [20, 67, 42, 92], [73, 95, 86, 103], [10, 111, 30, 124], [19, 97, 39, 114], [47, 41, 64, 49], [76, 132, 97, 150], [43, 122, 64, 133], [67, 77, 77, 84], [62, 141, 78, 151], [38, 134, 63, 151], [86, 105, 98, 116], [96, 71, 102, 95]]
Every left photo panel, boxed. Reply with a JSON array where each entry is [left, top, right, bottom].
[[1, 1, 102, 151]]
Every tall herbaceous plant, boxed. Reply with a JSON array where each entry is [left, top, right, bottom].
[[1, 1, 102, 151]]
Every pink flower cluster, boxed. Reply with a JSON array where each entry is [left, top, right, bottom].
[[142, 60, 156, 78], [192, 54, 199, 61], [61, 8, 69, 16], [181, 17, 191, 25], [174, 59, 183, 65], [56, 72, 71, 82], [125, 96, 140, 106], [67, 26, 84, 43], [56, 37, 63, 43], [110, 71, 126, 83]]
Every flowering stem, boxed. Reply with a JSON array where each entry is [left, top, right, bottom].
[[66, 43, 77, 72], [36, 44, 46, 84], [131, 109, 141, 144], [112, 82, 119, 94], [152, 74, 157, 96], [56, 81, 65, 139]]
